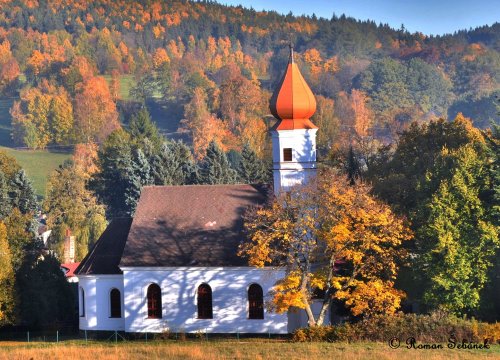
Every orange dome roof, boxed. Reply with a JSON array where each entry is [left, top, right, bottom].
[[270, 46, 317, 130]]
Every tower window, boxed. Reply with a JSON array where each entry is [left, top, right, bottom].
[[110, 288, 121, 318], [283, 148, 293, 162]]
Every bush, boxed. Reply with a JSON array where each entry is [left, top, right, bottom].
[[292, 312, 500, 344]]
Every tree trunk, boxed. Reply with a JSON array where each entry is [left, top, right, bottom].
[[316, 258, 335, 326]]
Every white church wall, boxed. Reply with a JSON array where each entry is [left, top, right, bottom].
[[78, 275, 125, 331], [122, 267, 288, 334]]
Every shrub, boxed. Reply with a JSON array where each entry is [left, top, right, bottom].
[[292, 312, 500, 343]]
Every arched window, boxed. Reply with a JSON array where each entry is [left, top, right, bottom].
[[248, 284, 264, 319], [147, 284, 162, 319], [80, 287, 85, 317], [110, 288, 121, 318], [197, 284, 213, 319]]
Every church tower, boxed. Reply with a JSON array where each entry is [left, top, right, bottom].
[[269, 46, 318, 195]]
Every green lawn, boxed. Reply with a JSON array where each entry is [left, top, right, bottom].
[[0, 146, 71, 197], [103, 74, 136, 101]]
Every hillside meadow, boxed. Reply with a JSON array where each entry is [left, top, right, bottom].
[[0, 340, 499, 360]]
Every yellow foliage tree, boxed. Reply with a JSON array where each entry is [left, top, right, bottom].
[[239, 170, 411, 325]]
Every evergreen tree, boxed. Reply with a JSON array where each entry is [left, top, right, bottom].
[[199, 141, 237, 185], [239, 143, 268, 184], [92, 129, 133, 217], [9, 169, 38, 214], [0, 171, 11, 219], [0, 222, 16, 326], [123, 148, 153, 215], [128, 108, 163, 150], [17, 254, 74, 329], [152, 141, 196, 185]]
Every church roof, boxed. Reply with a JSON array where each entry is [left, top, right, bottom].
[[269, 46, 317, 130], [119, 184, 268, 268], [75, 218, 132, 275]]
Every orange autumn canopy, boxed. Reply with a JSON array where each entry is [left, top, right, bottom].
[[270, 46, 317, 130]]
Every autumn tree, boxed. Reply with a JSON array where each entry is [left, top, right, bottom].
[[240, 171, 411, 325], [0, 40, 20, 95], [11, 82, 74, 148], [74, 76, 120, 143], [44, 161, 107, 260], [182, 87, 232, 159], [0, 222, 16, 326]]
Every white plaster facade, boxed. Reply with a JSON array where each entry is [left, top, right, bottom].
[[272, 128, 318, 195], [78, 275, 125, 331], [78, 267, 295, 333]]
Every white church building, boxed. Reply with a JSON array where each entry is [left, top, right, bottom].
[[75, 47, 330, 334]]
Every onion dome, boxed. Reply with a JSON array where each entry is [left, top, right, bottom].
[[270, 45, 317, 130]]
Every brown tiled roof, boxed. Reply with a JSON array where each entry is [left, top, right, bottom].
[[75, 218, 132, 275], [120, 184, 268, 267]]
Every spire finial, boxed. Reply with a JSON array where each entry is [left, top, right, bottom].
[[289, 42, 294, 64]]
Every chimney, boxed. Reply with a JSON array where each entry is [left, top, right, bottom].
[[63, 229, 75, 263]]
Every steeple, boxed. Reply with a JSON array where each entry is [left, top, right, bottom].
[[270, 45, 319, 195], [269, 44, 317, 130]]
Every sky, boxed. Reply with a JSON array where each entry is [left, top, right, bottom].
[[218, 0, 500, 36]]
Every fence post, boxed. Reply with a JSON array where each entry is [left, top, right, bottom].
[[27, 331, 29, 343], [85, 329, 87, 343], [145, 332, 147, 342], [115, 331, 118, 343], [56, 330, 59, 343]]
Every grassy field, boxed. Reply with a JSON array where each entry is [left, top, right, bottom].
[[0, 146, 71, 197], [0, 97, 72, 197], [0, 340, 498, 360], [103, 74, 136, 101]]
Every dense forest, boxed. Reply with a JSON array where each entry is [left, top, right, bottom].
[[0, 0, 498, 328]]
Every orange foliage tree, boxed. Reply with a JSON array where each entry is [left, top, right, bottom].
[[74, 76, 120, 143], [182, 87, 233, 160], [239, 170, 412, 326]]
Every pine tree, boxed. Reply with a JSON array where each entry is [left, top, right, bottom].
[[0, 222, 16, 326], [199, 141, 237, 185], [9, 169, 38, 214], [123, 148, 153, 215], [152, 141, 196, 185], [0, 171, 11, 219], [128, 108, 163, 150], [239, 143, 268, 184]]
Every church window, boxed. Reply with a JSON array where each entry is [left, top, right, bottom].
[[248, 284, 264, 319], [197, 284, 213, 319], [110, 288, 121, 318], [283, 148, 293, 162], [147, 284, 162, 319], [80, 287, 85, 317]]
